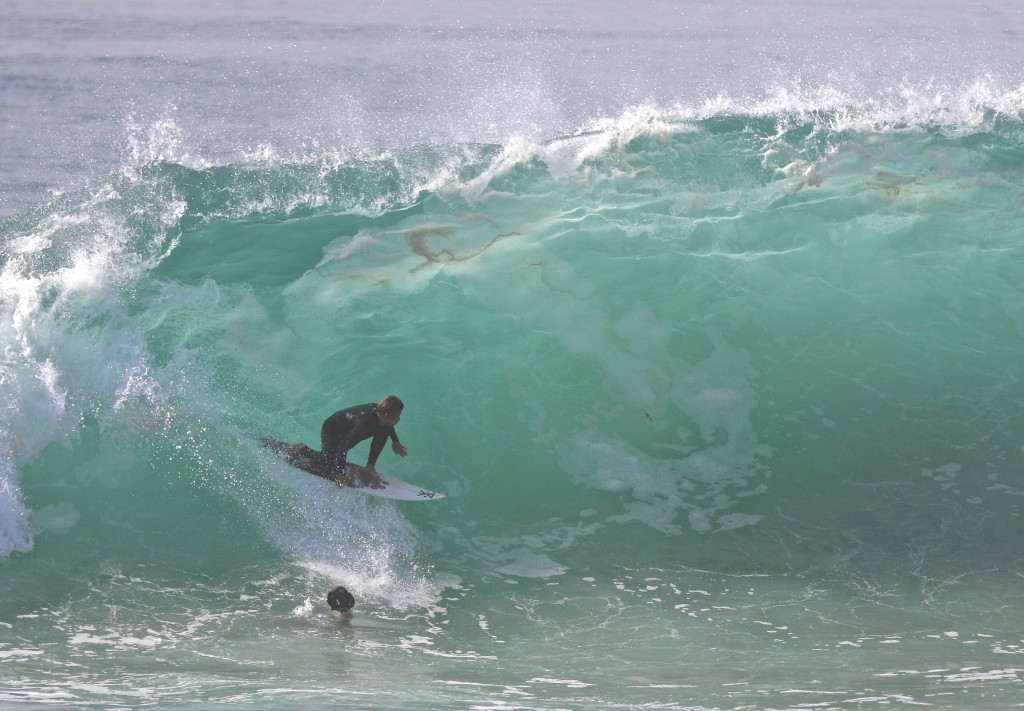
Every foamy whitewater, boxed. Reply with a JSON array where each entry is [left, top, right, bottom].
[[3, 1, 1024, 708]]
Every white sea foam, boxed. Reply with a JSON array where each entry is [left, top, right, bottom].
[[0, 442, 31, 556], [0, 187, 175, 557], [494, 550, 567, 579], [257, 459, 444, 611]]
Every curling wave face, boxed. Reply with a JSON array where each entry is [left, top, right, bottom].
[[3, 99, 1024, 706]]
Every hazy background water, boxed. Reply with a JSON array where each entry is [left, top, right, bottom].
[[4, 0, 1022, 217]]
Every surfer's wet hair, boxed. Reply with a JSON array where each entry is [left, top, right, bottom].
[[327, 586, 355, 612], [377, 395, 404, 417]]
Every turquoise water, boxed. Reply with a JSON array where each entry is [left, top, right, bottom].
[[4, 2, 1024, 708]]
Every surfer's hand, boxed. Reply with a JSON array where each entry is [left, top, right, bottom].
[[393, 442, 408, 457]]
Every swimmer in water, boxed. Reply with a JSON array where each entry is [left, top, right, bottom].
[[327, 585, 355, 621]]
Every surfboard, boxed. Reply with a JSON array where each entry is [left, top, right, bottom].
[[260, 438, 445, 501]]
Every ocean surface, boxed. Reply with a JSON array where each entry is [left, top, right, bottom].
[[3, 1, 1024, 708]]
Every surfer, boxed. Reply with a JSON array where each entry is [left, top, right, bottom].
[[321, 395, 407, 485]]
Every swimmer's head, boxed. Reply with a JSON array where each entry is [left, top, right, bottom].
[[327, 586, 355, 615]]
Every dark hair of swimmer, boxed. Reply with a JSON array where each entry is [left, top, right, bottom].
[[327, 586, 355, 613]]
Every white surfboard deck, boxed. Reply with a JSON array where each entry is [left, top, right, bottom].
[[261, 438, 444, 501]]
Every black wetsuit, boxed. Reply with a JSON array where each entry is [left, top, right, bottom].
[[320, 403, 400, 474]]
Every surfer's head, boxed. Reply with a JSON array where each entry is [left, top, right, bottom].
[[327, 586, 355, 617], [377, 395, 404, 426]]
